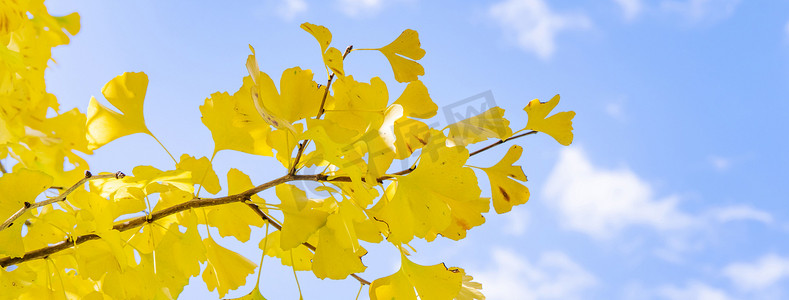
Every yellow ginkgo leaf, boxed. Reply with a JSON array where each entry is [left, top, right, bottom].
[[369, 254, 462, 300], [300, 22, 332, 54], [375, 29, 426, 83], [199, 77, 273, 156], [259, 230, 314, 271], [481, 145, 529, 214], [325, 75, 388, 138], [176, 154, 221, 195], [372, 136, 482, 244], [225, 287, 267, 300], [448, 267, 486, 300], [393, 80, 437, 119], [323, 47, 345, 76], [523, 94, 576, 146], [154, 219, 205, 298], [202, 237, 257, 298], [312, 201, 369, 279], [276, 184, 331, 250], [0, 168, 53, 220], [447, 107, 512, 147], [246, 46, 300, 132], [206, 169, 266, 242], [86, 72, 151, 150], [393, 118, 431, 160]]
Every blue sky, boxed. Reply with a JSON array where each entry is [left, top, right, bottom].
[[42, 0, 789, 299]]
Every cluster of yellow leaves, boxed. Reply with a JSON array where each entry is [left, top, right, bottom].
[[0, 1, 84, 186], [0, 3, 576, 297]]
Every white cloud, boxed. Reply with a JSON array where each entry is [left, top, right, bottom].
[[605, 102, 624, 120], [785, 20, 789, 38], [475, 249, 596, 300], [503, 209, 529, 236], [543, 147, 694, 238], [337, 0, 384, 17], [489, 0, 591, 59], [276, 0, 308, 20], [659, 281, 732, 300], [724, 254, 789, 291], [613, 0, 642, 21], [661, 0, 740, 23], [709, 205, 773, 224], [708, 155, 731, 171]]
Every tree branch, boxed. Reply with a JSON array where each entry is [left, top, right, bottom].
[[0, 171, 125, 232], [0, 130, 537, 268]]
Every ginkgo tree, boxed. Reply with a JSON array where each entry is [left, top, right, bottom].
[[0, 2, 576, 300]]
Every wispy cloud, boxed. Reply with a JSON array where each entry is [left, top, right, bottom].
[[724, 254, 789, 291], [503, 209, 529, 236], [785, 20, 789, 38], [661, 0, 740, 23], [544, 147, 774, 240], [709, 205, 773, 224], [658, 281, 733, 300], [337, 0, 384, 18], [489, 0, 591, 59], [276, 0, 308, 20], [613, 0, 643, 21], [475, 249, 596, 300], [707, 155, 731, 171], [543, 147, 693, 238]]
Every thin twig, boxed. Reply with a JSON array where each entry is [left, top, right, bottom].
[[0, 161, 6, 174], [0, 171, 125, 232], [469, 131, 537, 157], [290, 45, 353, 175]]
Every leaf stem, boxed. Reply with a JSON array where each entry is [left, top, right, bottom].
[[151, 134, 177, 164]]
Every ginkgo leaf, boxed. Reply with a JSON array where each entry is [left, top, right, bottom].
[[200, 77, 273, 156], [393, 118, 431, 159], [0, 168, 53, 220], [300, 22, 332, 54], [322, 75, 389, 146], [267, 124, 303, 169], [250, 62, 325, 125], [374, 29, 426, 83], [155, 218, 205, 298], [480, 145, 529, 214], [86, 72, 151, 150], [226, 286, 267, 300], [372, 135, 482, 244], [447, 107, 512, 147], [206, 169, 266, 242], [312, 201, 369, 279], [323, 47, 345, 76], [0, 169, 52, 257], [522, 94, 576, 146], [176, 154, 221, 195], [24, 207, 76, 249], [369, 254, 462, 300], [259, 230, 314, 271], [393, 80, 437, 119], [246, 46, 291, 131], [276, 184, 330, 250], [449, 267, 486, 300], [202, 237, 257, 298]]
